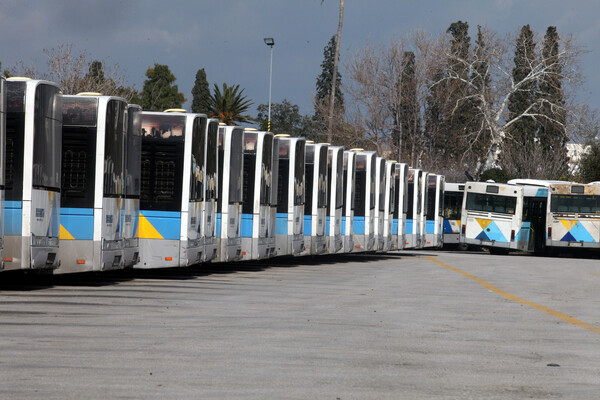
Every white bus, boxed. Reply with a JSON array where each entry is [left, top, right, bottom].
[[391, 162, 409, 250], [123, 104, 142, 268], [351, 150, 376, 252], [341, 150, 356, 252], [137, 110, 206, 268], [4, 78, 62, 270], [57, 93, 129, 273], [275, 135, 305, 256], [302, 142, 328, 255], [546, 183, 600, 250], [326, 145, 344, 254], [216, 125, 244, 262], [460, 181, 531, 255], [404, 168, 423, 249], [424, 174, 445, 248], [374, 156, 387, 251], [202, 118, 219, 262], [240, 129, 274, 260], [382, 160, 397, 252], [0, 76, 5, 266], [443, 183, 464, 247]]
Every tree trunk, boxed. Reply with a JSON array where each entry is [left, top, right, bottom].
[[327, 0, 344, 143]]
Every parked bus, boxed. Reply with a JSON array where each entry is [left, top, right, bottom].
[[341, 150, 356, 252], [4, 78, 61, 271], [303, 142, 328, 255], [382, 160, 397, 252], [546, 183, 600, 250], [267, 136, 279, 257], [460, 182, 532, 254], [123, 104, 142, 268], [351, 150, 376, 252], [216, 125, 244, 262], [138, 110, 206, 268], [240, 129, 274, 260], [424, 174, 445, 248], [0, 76, 5, 266], [326, 145, 344, 254], [443, 183, 464, 248], [275, 135, 305, 256], [405, 168, 423, 249], [202, 118, 219, 262], [374, 156, 387, 251], [392, 162, 409, 250], [57, 93, 129, 273]]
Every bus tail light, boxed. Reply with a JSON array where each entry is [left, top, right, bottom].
[[76, 259, 85, 265], [548, 227, 552, 239], [461, 225, 466, 235], [3, 257, 12, 262], [165, 257, 173, 261], [510, 230, 515, 241]]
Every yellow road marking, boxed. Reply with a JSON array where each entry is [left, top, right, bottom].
[[425, 256, 600, 335]]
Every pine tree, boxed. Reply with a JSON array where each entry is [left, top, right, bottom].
[[396, 51, 420, 163], [468, 26, 493, 174], [538, 26, 568, 177], [191, 68, 211, 114], [315, 36, 344, 118], [141, 63, 186, 111], [503, 25, 537, 177], [443, 21, 472, 167]]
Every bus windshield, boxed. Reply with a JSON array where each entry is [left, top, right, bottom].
[[205, 121, 218, 201], [228, 128, 243, 204], [550, 194, 600, 214], [126, 106, 142, 197], [189, 116, 206, 202], [294, 141, 304, 206], [33, 84, 62, 191], [103, 99, 125, 196], [466, 192, 517, 215], [317, 146, 327, 208], [261, 134, 273, 206], [444, 191, 463, 220]]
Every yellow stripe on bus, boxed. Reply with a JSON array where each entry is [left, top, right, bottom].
[[138, 213, 164, 239]]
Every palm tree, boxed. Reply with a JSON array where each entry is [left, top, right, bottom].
[[209, 83, 253, 125]]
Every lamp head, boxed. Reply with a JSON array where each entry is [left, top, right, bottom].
[[264, 37, 275, 46]]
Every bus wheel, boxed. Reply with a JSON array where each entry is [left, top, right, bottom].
[[489, 247, 509, 255], [457, 243, 469, 251]]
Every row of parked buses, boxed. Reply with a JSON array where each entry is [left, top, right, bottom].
[[443, 179, 600, 255], [0, 76, 452, 275], [2, 76, 596, 276]]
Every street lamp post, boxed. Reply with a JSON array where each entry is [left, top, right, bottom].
[[264, 37, 274, 132]]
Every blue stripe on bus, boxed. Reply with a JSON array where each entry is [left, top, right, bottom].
[[406, 219, 413, 234], [443, 219, 453, 233], [325, 216, 330, 236], [392, 219, 398, 235], [61, 207, 94, 215], [216, 213, 221, 237], [535, 188, 548, 197], [304, 215, 312, 236], [341, 216, 346, 235], [5, 202, 23, 235], [353, 216, 365, 235], [241, 213, 253, 238], [276, 213, 288, 235], [426, 220, 435, 234], [140, 210, 181, 240], [61, 208, 94, 240]]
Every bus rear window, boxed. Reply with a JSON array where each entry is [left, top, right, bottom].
[[465, 192, 516, 215], [551, 194, 600, 214]]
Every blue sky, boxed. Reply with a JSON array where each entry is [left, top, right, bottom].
[[1, 0, 599, 116]]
